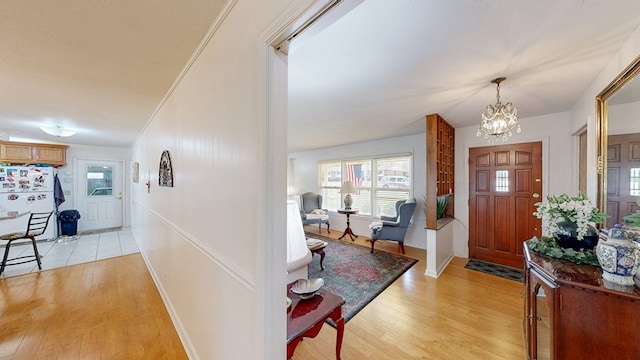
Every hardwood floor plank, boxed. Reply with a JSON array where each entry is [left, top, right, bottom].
[[0, 254, 187, 360], [297, 225, 526, 359], [2, 226, 526, 359]]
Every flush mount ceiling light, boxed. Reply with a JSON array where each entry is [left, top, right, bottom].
[[476, 77, 521, 143], [40, 125, 76, 137]]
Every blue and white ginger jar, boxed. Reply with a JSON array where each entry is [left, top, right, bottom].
[[596, 224, 640, 286]]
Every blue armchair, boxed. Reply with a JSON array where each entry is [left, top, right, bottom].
[[370, 199, 416, 253], [300, 192, 330, 233]]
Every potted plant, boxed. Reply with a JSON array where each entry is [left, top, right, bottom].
[[436, 195, 448, 219], [533, 192, 608, 249]]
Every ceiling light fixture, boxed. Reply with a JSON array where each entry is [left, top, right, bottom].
[[40, 125, 76, 137], [477, 77, 520, 143]]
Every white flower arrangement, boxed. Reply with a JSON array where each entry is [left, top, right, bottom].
[[533, 192, 608, 240]]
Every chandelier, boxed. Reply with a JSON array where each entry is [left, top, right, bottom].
[[476, 77, 521, 143]]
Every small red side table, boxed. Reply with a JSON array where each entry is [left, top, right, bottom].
[[287, 282, 345, 359]]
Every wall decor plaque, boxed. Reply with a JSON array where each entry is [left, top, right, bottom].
[[158, 150, 173, 187]]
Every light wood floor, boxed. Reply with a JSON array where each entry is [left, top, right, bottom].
[[298, 225, 526, 359], [0, 254, 187, 360], [1, 228, 526, 359]]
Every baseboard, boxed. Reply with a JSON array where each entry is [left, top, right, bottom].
[[424, 254, 454, 278]]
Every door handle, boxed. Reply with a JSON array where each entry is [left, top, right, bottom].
[[532, 193, 540, 198], [115, 193, 123, 199]]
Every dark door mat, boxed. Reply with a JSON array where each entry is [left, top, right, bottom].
[[464, 258, 524, 282]]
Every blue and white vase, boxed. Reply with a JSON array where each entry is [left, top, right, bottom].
[[596, 224, 640, 286]]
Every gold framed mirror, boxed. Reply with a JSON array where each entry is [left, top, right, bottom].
[[596, 54, 640, 228]]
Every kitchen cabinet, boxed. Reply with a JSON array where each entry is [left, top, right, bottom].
[[524, 244, 640, 360], [0, 141, 68, 166]]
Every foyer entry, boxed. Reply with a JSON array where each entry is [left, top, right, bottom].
[[469, 142, 542, 269]]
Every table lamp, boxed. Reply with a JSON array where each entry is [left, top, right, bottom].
[[340, 181, 356, 210]]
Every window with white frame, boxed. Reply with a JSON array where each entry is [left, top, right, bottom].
[[318, 155, 412, 217]]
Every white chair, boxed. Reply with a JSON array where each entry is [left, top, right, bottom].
[[287, 200, 312, 283]]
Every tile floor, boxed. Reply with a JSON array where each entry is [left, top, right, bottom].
[[0, 227, 139, 278]]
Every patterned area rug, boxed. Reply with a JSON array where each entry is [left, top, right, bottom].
[[464, 258, 524, 282], [306, 233, 418, 326]]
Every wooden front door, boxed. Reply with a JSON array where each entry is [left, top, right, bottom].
[[469, 142, 542, 268], [607, 133, 640, 228]]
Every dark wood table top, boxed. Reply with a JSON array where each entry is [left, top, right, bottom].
[[524, 244, 640, 298], [286, 282, 345, 343], [337, 208, 357, 214]]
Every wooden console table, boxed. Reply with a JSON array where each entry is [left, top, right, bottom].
[[523, 244, 640, 360], [287, 282, 345, 359]]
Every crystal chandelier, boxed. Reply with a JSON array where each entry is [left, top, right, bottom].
[[477, 77, 521, 143]]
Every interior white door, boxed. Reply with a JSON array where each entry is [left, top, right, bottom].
[[76, 159, 124, 231]]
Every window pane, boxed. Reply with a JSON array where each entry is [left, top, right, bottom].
[[319, 162, 342, 187], [376, 190, 410, 217], [319, 188, 341, 210], [350, 189, 371, 215], [496, 170, 509, 192], [319, 161, 342, 211], [345, 160, 370, 189], [375, 156, 411, 216], [631, 168, 640, 196], [87, 165, 113, 196], [344, 160, 371, 214], [318, 155, 412, 216], [376, 157, 411, 190]]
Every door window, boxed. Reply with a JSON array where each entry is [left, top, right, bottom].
[[87, 165, 113, 196], [495, 170, 509, 192]]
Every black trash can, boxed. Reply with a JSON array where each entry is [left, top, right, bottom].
[[59, 210, 81, 236]]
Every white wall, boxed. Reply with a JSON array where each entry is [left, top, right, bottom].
[[571, 24, 640, 201], [129, 1, 302, 359], [288, 133, 428, 249]]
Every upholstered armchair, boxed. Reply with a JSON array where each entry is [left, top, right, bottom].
[[300, 192, 330, 233], [370, 199, 416, 254]]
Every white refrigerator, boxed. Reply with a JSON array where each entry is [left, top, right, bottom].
[[0, 165, 57, 240]]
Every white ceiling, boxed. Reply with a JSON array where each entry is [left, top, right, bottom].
[[0, 0, 226, 146], [288, 0, 640, 152], [2, 1, 640, 152]]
